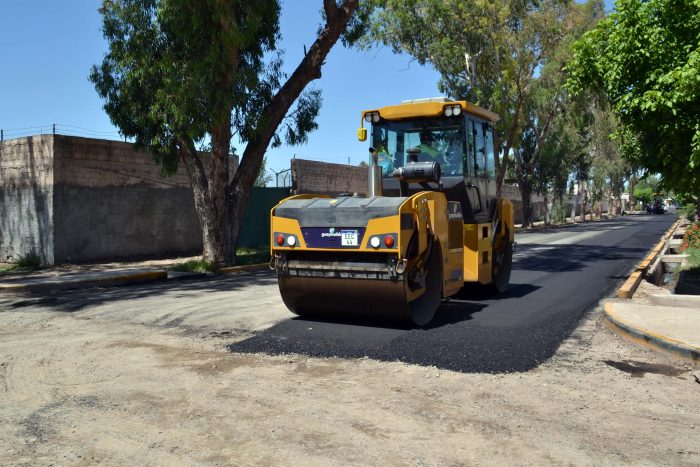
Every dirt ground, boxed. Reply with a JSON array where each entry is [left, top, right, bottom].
[[1, 290, 699, 466]]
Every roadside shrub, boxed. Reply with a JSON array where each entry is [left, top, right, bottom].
[[679, 204, 697, 221], [680, 222, 700, 252], [171, 259, 217, 273], [550, 202, 567, 224], [15, 251, 41, 269]]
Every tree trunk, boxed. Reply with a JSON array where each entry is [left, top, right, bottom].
[[520, 183, 533, 228], [495, 99, 522, 199], [179, 135, 233, 266], [225, 0, 358, 265], [513, 149, 533, 228], [571, 180, 581, 223], [581, 183, 589, 222], [628, 173, 636, 211], [543, 192, 551, 226]]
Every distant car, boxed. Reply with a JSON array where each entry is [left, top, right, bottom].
[[652, 200, 665, 214]]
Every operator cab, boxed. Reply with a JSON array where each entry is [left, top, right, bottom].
[[360, 98, 499, 223]]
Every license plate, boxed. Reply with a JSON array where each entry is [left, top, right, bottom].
[[341, 230, 359, 246]]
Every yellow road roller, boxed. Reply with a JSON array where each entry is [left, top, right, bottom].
[[270, 97, 515, 326]]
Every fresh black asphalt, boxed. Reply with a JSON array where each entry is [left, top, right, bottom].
[[228, 215, 676, 373]]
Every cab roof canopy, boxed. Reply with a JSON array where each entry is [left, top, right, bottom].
[[363, 98, 499, 123]]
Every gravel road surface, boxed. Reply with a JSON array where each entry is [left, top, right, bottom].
[[1, 215, 697, 465]]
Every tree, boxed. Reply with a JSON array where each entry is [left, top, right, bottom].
[[567, 0, 700, 204], [360, 0, 603, 226], [91, 0, 359, 265]]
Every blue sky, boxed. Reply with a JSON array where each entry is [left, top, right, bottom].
[[0, 1, 613, 181]]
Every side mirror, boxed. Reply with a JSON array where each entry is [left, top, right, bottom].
[[357, 127, 367, 142]]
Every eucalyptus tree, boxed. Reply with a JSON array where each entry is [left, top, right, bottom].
[[91, 0, 359, 265], [567, 0, 700, 208], [361, 0, 604, 210]]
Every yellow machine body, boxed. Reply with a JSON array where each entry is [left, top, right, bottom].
[[271, 98, 515, 326]]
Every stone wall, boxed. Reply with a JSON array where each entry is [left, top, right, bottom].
[[0, 136, 54, 264]]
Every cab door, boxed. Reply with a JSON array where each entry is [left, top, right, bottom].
[[464, 117, 497, 208]]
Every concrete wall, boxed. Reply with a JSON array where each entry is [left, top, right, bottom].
[[1, 135, 241, 265], [500, 185, 547, 225], [51, 136, 205, 263], [0, 136, 54, 264]]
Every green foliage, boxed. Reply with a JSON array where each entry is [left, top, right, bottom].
[[550, 200, 568, 224], [361, 0, 602, 146], [171, 259, 217, 273], [680, 222, 700, 252], [90, 0, 321, 174], [88, 0, 360, 265], [360, 0, 611, 225], [683, 246, 700, 270], [567, 0, 700, 194], [235, 245, 269, 265], [634, 186, 654, 205], [16, 251, 41, 269], [680, 204, 698, 221], [1, 252, 43, 274]]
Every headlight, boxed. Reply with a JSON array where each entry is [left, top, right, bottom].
[[364, 111, 381, 123], [444, 104, 462, 116]]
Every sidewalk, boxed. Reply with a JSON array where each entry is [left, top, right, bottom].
[[603, 220, 700, 364], [604, 299, 700, 362], [0, 257, 269, 294]]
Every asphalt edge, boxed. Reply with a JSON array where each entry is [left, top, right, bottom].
[[617, 219, 681, 299], [603, 302, 699, 363]]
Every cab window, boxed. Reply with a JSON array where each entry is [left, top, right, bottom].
[[484, 123, 495, 180], [466, 119, 495, 180]]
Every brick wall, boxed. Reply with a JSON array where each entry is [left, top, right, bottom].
[[0, 136, 55, 264], [292, 159, 369, 196]]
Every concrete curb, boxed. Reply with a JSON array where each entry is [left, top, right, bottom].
[[0, 270, 168, 294], [218, 263, 270, 274], [603, 302, 700, 363], [617, 219, 681, 299]]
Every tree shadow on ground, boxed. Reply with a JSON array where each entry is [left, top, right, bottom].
[[0, 271, 279, 314]]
